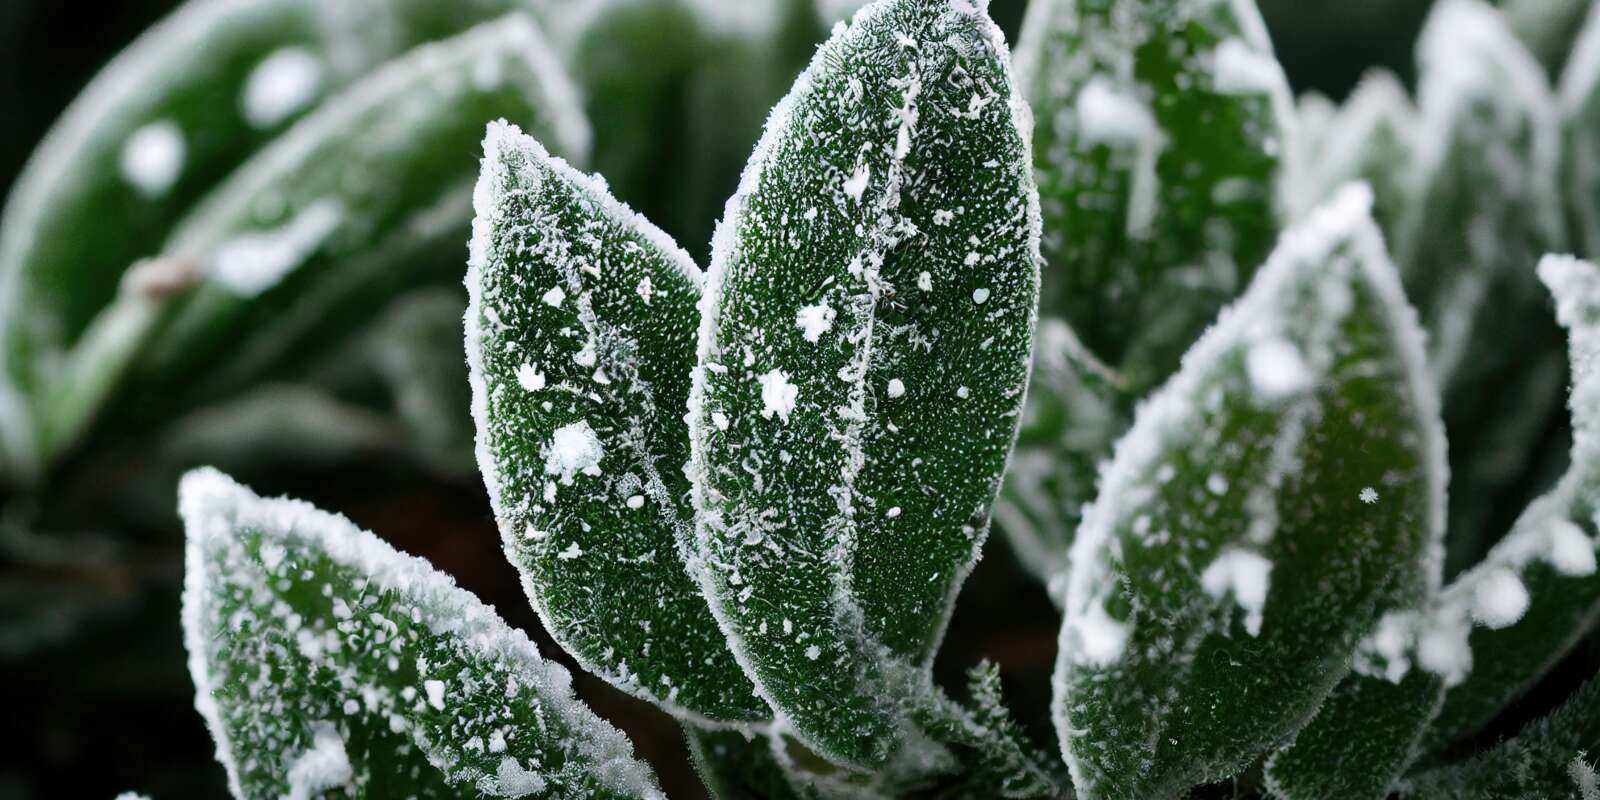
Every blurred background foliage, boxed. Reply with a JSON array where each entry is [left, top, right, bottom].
[[0, 1, 1522, 798]]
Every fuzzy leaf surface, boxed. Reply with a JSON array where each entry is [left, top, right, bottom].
[[1265, 670, 1445, 800], [1399, 0, 1570, 576], [1403, 673, 1600, 800], [690, 0, 1039, 767], [466, 122, 765, 724], [0, 0, 567, 475], [1052, 187, 1447, 800], [1411, 255, 1600, 751], [179, 467, 662, 800], [1013, 0, 1291, 390]]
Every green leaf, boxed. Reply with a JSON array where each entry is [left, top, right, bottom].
[[689, 0, 1039, 767], [366, 289, 476, 475], [1501, 0, 1594, 77], [1402, 672, 1600, 800], [0, 0, 562, 478], [1398, 0, 1570, 578], [686, 726, 819, 800], [37, 15, 590, 470], [1414, 255, 1600, 752], [994, 318, 1128, 594], [1013, 0, 1291, 391], [466, 122, 765, 724], [1287, 70, 1417, 240], [179, 467, 663, 799], [1264, 671, 1445, 800], [1052, 186, 1448, 800], [912, 663, 1072, 799]]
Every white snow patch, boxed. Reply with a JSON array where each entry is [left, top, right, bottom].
[[1068, 600, 1131, 666], [759, 369, 799, 422], [626, 495, 645, 510], [241, 47, 323, 129], [972, 287, 991, 304], [887, 378, 906, 398], [210, 199, 344, 296], [795, 302, 836, 343], [497, 756, 548, 798], [1416, 614, 1473, 687], [1469, 567, 1530, 629], [1212, 38, 1287, 96], [544, 421, 605, 480], [1075, 77, 1159, 145], [423, 679, 446, 711], [542, 286, 566, 307], [515, 363, 545, 393], [121, 120, 185, 196], [1545, 518, 1599, 576], [1246, 336, 1313, 402], [804, 644, 821, 660], [842, 163, 870, 202], [1200, 548, 1273, 636], [917, 271, 933, 291], [284, 722, 352, 800], [1359, 487, 1379, 504]]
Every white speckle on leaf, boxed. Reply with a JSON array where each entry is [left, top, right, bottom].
[[542, 286, 566, 307], [284, 722, 351, 800], [626, 495, 645, 510], [804, 644, 821, 660], [121, 120, 185, 196], [956, 386, 971, 399], [515, 363, 545, 393], [1416, 615, 1473, 687], [759, 369, 798, 422], [543, 421, 604, 480], [1470, 567, 1530, 629], [1069, 600, 1131, 666], [1246, 337, 1313, 401], [1200, 548, 1273, 636], [423, 680, 446, 711], [887, 378, 906, 398], [242, 47, 324, 129], [1212, 38, 1286, 96], [842, 163, 870, 202], [1206, 473, 1229, 495], [795, 302, 836, 343], [1360, 487, 1380, 504], [972, 287, 991, 304], [636, 276, 653, 304], [886, 506, 902, 519], [1544, 518, 1598, 576], [917, 271, 933, 291], [558, 541, 584, 560]]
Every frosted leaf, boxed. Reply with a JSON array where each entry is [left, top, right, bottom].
[[1562, 5, 1600, 261], [1504, 0, 1595, 77], [1051, 186, 1447, 799], [179, 468, 662, 800], [466, 122, 765, 724], [1398, 0, 1570, 576], [0, 0, 575, 475], [119, 14, 589, 414], [1288, 69, 1417, 238], [1412, 254, 1600, 751], [994, 319, 1128, 594], [691, 0, 1039, 768], [1404, 675, 1600, 799], [1013, 0, 1292, 391]]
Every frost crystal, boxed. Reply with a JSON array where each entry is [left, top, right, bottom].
[[120, 120, 185, 196], [1200, 548, 1274, 636], [758, 369, 798, 422], [543, 421, 605, 480], [241, 47, 324, 129]]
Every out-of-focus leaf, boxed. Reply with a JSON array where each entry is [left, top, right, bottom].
[[690, 0, 1038, 767], [466, 122, 766, 724], [1013, 0, 1291, 391], [1288, 70, 1417, 239], [1052, 186, 1447, 800], [686, 726, 817, 800], [180, 467, 664, 799], [1500, 0, 1594, 78], [36, 15, 589, 470]]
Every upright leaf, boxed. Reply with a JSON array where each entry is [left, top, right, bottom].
[[1398, 0, 1569, 577], [690, 0, 1039, 767], [179, 467, 663, 799], [1288, 70, 1417, 239], [0, 0, 570, 478], [40, 15, 590, 468], [1413, 255, 1600, 752], [1013, 0, 1292, 390], [994, 319, 1127, 595], [685, 726, 817, 800], [1403, 672, 1600, 800], [466, 122, 765, 724], [1501, 0, 1594, 77], [1562, 2, 1600, 259], [1052, 186, 1448, 800]]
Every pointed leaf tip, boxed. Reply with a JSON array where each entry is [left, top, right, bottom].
[[179, 467, 663, 800]]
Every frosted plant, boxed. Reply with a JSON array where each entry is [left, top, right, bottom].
[[8, 0, 1600, 798]]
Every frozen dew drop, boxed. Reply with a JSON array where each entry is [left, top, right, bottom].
[[241, 47, 324, 129], [121, 119, 185, 196]]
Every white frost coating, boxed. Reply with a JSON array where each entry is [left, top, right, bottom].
[[1246, 336, 1313, 402], [241, 47, 324, 129], [1572, 755, 1600, 800], [1074, 77, 1159, 146], [758, 369, 799, 422], [887, 378, 906, 398], [209, 198, 344, 296], [842, 162, 870, 203], [515, 363, 545, 393], [1469, 567, 1530, 629], [543, 421, 605, 480], [542, 285, 566, 307], [120, 120, 185, 196], [424, 679, 447, 711], [1545, 518, 1599, 576], [1067, 600, 1131, 667], [1360, 486, 1380, 504], [497, 756, 548, 798], [1200, 548, 1274, 636], [179, 468, 662, 800], [284, 722, 352, 800], [1212, 38, 1287, 97], [1415, 613, 1474, 687], [795, 302, 836, 343]]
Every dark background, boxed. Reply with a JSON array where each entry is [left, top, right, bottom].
[[0, 1, 1445, 799]]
